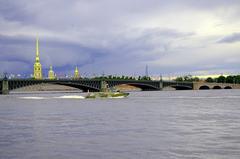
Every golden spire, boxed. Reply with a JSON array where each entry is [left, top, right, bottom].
[[33, 37, 42, 79], [74, 66, 80, 79], [35, 37, 40, 62]]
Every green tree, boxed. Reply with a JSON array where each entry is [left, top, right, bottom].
[[206, 77, 214, 83], [193, 77, 200, 82], [217, 75, 226, 83], [183, 75, 193, 81], [235, 75, 240, 84], [226, 76, 234, 83], [175, 77, 183, 82]]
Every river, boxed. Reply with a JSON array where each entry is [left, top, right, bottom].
[[0, 90, 240, 159]]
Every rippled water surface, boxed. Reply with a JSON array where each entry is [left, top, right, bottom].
[[1, 90, 240, 159]]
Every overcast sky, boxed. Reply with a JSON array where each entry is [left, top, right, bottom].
[[0, 0, 240, 77]]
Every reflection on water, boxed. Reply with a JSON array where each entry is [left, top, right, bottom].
[[0, 90, 240, 159]]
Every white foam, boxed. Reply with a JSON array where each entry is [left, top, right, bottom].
[[108, 96, 125, 99], [19, 97, 46, 99], [54, 95, 85, 99]]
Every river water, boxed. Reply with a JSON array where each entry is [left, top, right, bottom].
[[0, 90, 240, 159]]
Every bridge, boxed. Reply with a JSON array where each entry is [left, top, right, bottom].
[[1, 78, 240, 94], [0, 78, 193, 94], [193, 82, 240, 90]]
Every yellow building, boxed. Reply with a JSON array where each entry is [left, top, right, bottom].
[[74, 66, 80, 79], [48, 66, 56, 80], [33, 38, 42, 79]]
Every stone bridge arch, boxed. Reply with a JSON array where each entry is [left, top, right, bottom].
[[212, 86, 222, 89], [199, 85, 210, 90], [224, 86, 232, 89], [193, 82, 240, 90]]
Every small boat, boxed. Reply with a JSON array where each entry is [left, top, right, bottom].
[[85, 91, 129, 99], [85, 81, 129, 99]]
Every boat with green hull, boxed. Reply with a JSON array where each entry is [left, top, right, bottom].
[[85, 81, 129, 99], [85, 92, 129, 99]]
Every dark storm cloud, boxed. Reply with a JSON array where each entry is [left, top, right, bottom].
[[0, 0, 240, 76], [218, 33, 240, 43]]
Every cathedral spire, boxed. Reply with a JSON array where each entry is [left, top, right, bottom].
[[35, 37, 40, 62], [33, 37, 42, 79]]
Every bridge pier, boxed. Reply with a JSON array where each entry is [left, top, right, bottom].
[[100, 80, 107, 92], [159, 81, 163, 90], [1, 77, 9, 95]]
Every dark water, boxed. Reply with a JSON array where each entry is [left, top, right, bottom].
[[0, 90, 240, 159]]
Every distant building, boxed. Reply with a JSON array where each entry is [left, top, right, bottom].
[[33, 37, 42, 79], [32, 38, 83, 80], [74, 66, 80, 79], [48, 66, 56, 80]]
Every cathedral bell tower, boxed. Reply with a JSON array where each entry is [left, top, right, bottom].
[[48, 65, 55, 80], [74, 66, 80, 79], [33, 37, 42, 79]]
